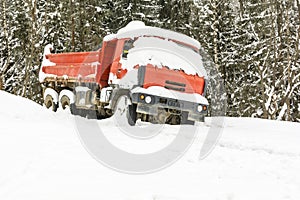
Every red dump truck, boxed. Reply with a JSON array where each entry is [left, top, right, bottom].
[[39, 21, 208, 125]]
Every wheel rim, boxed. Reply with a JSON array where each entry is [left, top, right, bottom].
[[45, 95, 53, 109], [60, 96, 70, 110]]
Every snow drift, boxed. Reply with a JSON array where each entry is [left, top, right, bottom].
[[0, 91, 300, 200]]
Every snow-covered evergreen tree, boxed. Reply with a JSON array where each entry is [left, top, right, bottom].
[[158, 0, 194, 36], [0, 0, 29, 96], [0, 0, 299, 121]]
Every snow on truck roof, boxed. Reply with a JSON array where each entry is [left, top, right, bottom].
[[104, 21, 201, 50]]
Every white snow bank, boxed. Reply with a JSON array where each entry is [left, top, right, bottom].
[[0, 91, 52, 120], [219, 117, 300, 157], [0, 91, 300, 200]]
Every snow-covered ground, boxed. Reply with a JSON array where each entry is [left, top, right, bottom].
[[0, 90, 300, 200]]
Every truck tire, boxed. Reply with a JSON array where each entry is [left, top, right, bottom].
[[114, 94, 137, 126], [44, 94, 58, 112], [127, 103, 137, 126], [111, 89, 137, 126], [60, 95, 70, 110]]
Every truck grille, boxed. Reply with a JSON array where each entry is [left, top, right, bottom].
[[168, 99, 181, 107], [165, 80, 186, 92]]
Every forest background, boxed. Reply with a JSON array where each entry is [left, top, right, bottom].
[[0, 0, 299, 121]]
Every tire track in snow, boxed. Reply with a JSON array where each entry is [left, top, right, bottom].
[[217, 142, 300, 158]]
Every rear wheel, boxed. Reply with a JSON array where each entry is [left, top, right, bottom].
[[44, 94, 58, 112], [60, 95, 70, 110]]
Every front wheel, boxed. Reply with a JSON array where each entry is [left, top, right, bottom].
[[114, 95, 137, 126], [127, 103, 137, 126]]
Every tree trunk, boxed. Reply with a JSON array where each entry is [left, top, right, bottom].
[[22, 0, 37, 98], [70, 0, 75, 52], [1, 0, 11, 75], [0, 74, 3, 90]]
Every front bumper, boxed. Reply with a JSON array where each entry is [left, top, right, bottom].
[[132, 93, 208, 122]]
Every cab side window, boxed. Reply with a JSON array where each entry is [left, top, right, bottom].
[[122, 39, 134, 58]]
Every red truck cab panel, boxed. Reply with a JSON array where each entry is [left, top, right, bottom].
[[141, 64, 205, 95]]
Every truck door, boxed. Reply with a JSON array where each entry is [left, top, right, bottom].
[[98, 39, 117, 88]]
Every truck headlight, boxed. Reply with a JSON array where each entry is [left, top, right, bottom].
[[197, 105, 203, 112], [145, 96, 152, 104]]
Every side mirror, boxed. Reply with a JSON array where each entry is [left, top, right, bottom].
[[122, 50, 129, 58]]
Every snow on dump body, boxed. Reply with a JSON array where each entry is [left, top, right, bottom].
[[39, 44, 56, 83]]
